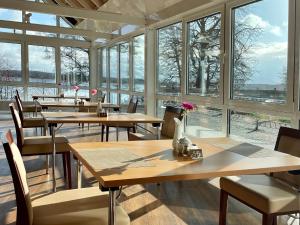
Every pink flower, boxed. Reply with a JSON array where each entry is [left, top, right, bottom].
[[73, 85, 80, 92], [91, 89, 97, 96], [181, 101, 195, 111]]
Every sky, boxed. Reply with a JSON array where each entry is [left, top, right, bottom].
[[236, 0, 289, 85]]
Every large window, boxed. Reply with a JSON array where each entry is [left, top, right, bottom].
[[99, 48, 107, 88], [157, 23, 182, 95], [120, 43, 130, 90], [133, 35, 145, 92], [231, 0, 288, 104], [187, 13, 221, 97], [61, 47, 89, 87], [109, 46, 118, 90], [0, 42, 22, 82], [28, 45, 56, 84]]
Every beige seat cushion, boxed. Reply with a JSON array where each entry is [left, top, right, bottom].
[[22, 136, 70, 155], [220, 175, 300, 214], [23, 117, 45, 128], [32, 187, 130, 225]]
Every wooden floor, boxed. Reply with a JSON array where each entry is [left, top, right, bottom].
[[0, 113, 299, 225]]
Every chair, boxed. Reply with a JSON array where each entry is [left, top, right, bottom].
[[219, 127, 300, 225], [3, 130, 130, 225], [15, 95, 45, 130], [128, 106, 184, 140], [101, 97, 138, 142], [9, 103, 72, 188], [16, 90, 42, 113]]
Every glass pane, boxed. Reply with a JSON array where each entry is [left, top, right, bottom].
[[120, 43, 129, 90], [0, 8, 22, 22], [61, 87, 89, 102], [109, 92, 118, 104], [61, 47, 89, 87], [186, 106, 223, 137], [0, 42, 22, 82], [157, 23, 182, 95], [29, 12, 56, 26], [230, 110, 291, 149], [133, 35, 145, 92], [27, 87, 57, 101], [109, 46, 118, 89], [231, 0, 288, 104], [136, 96, 145, 113], [99, 48, 107, 88], [28, 45, 56, 84], [187, 13, 221, 97], [0, 86, 23, 101], [120, 94, 130, 111]]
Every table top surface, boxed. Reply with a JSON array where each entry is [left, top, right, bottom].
[[38, 101, 120, 109], [32, 94, 90, 100], [70, 138, 300, 188], [41, 112, 163, 124]]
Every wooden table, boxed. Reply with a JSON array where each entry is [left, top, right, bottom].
[[41, 111, 163, 192], [32, 94, 90, 101], [38, 101, 120, 111], [70, 138, 300, 225]]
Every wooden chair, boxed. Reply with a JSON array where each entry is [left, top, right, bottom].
[[9, 103, 72, 188], [101, 97, 138, 142], [128, 106, 184, 140], [16, 90, 42, 113], [219, 127, 300, 225], [15, 95, 45, 130], [3, 130, 130, 225]]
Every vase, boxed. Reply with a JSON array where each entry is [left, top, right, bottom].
[[173, 118, 184, 152], [74, 91, 78, 104]]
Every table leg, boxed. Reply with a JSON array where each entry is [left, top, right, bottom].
[[46, 155, 49, 174], [157, 127, 160, 140], [77, 160, 82, 188], [116, 126, 119, 142], [35, 99, 37, 117], [50, 125, 56, 192], [109, 188, 117, 225]]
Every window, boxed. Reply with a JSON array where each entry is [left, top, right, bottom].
[[156, 99, 180, 118], [157, 23, 182, 95], [109, 46, 118, 90], [133, 35, 145, 92], [99, 48, 107, 88], [29, 12, 56, 26], [230, 110, 291, 149], [187, 13, 221, 97], [27, 87, 57, 101], [231, 0, 288, 104], [186, 106, 222, 137], [120, 94, 130, 111], [120, 43, 130, 90], [110, 92, 118, 104], [61, 47, 89, 87], [0, 86, 23, 101], [0, 8, 22, 22], [0, 42, 22, 82], [28, 45, 56, 84]]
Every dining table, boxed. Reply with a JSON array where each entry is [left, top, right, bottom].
[[41, 111, 164, 192], [69, 138, 300, 225]]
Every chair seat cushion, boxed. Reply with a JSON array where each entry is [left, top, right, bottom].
[[22, 136, 70, 155], [23, 117, 45, 128], [220, 175, 300, 214], [32, 187, 130, 225]]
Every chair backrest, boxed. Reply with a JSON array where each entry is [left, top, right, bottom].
[[161, 106, 184, 138], [15, 95, 25, 125], [3, 130, 33, 225], [9, 103, 24, 151], [273, 126, 300, 189], [127, 97, 138, 113]]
